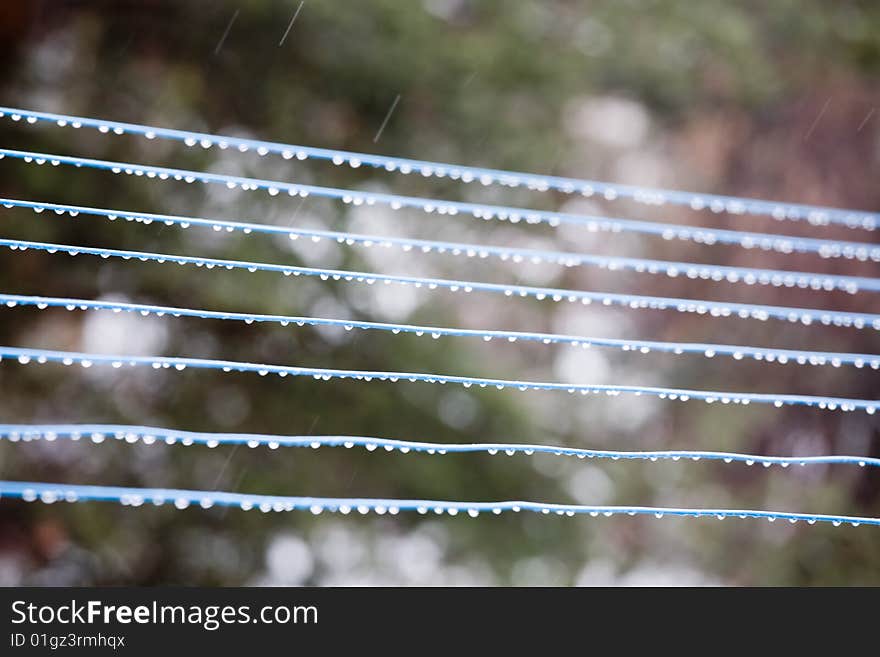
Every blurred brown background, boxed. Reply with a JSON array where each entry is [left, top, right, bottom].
[[0, 0, 878, 585]]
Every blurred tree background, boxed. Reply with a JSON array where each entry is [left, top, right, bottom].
[[0, 0, 878, 585]]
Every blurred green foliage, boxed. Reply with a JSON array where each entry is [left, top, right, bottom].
[[0, 0, 877, 585]]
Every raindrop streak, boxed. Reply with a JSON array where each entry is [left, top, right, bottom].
[[0, 345, 877, 414], [4, 197, 876, 295], [2, 424, 878, 469], [2, 293, 877, 371], [857, 108, 876, 134], [214, 8, 240, 56], [0, 481, 877, 527], [278, 1, 304, 46], [803, 97, 831, 142], [4, 238, 879, 332], [373, 94, 401, 143]]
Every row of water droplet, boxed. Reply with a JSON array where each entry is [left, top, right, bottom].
[[4, 198, 875, 295], [4, 148, 879, 263], [4, 294, 878, 370], [2, 107, 877, 231], [5, 239, 879, 330], [2, 483, 873, 526], [2, 425, 876, 468], [2, 347, 876, 414], [3, 108, 879, 529]]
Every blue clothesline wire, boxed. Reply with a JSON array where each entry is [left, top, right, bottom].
[[0, 480, 876, 526], [2, 424, 877, 468], [2, 105, 877, 231], [3, 294, 877, 370], [4, 238, 879, 330], [4, 197, 877, 295], [1, 346, 877, 413], [2, 148, 879, 263], [3, 108, 879, 533]]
